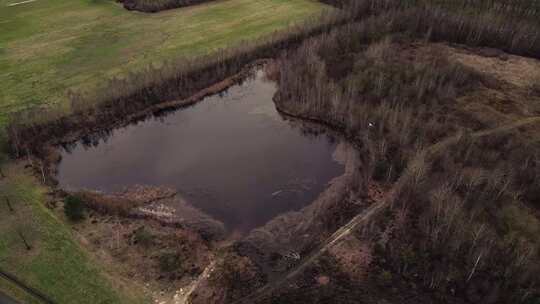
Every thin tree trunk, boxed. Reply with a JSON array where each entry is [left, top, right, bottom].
[[5, 196, 14, 212], [467, 252, 483, 282], [17, 231, 32, 251], [39, 162, 46, 184], [0, 167, 5, 179]]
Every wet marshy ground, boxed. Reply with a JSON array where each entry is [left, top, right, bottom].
[[57, 70, 345, 233]]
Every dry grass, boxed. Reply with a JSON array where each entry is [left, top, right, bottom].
[[273, 4, 540, 299], [73, 191, 140, 217]]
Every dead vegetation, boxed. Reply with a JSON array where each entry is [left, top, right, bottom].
[[179, 1, 540, 300], [66, 187, 217, 302], [72, 191, 139, 217], [75, 214, 212, 288], [531, 73, 540, 97], [258, 0, 540, 302]]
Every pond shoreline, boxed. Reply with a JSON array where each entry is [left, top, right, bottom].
[[21, 60, 269, 189], [9, 59, 378, 304]]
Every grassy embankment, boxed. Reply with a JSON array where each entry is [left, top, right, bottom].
[[0, 0, 326, 302]]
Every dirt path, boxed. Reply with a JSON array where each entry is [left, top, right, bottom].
[[232, 116, 540, 304]]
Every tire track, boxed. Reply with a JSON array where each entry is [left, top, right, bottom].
[[0, 270, 55, 304]]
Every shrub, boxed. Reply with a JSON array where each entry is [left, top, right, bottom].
[[133, 227, 153, 247], [158, 251, 183, 274], [64, 195, 85, 222]]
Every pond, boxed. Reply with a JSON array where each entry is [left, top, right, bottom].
[[57, 69, 345, 233]]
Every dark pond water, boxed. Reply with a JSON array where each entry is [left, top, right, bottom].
[[57, 69, 344, 233]]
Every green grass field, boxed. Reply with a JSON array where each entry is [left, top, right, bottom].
[[0, 0, 325, 126], [0, 0, 326, 302]]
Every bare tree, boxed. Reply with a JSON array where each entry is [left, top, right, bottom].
[[5, 196, 14, 213]]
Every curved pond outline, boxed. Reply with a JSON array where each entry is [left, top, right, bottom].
[[57, 69, 345, 233]]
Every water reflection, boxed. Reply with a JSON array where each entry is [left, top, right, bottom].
[[57, 70, 344, 232]]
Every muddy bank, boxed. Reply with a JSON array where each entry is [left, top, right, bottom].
[[72, 185, 227, 241], [132, 194, 227, 241]]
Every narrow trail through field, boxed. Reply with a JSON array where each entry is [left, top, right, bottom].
[[232, 116, 540, 304]]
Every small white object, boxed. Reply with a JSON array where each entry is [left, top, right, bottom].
[[271, 190, 283, 196]]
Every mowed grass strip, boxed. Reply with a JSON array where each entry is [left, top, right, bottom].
[[0, 0, 326, 126]]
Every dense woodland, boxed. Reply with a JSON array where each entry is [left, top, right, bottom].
[[269, 0, 540, 302]]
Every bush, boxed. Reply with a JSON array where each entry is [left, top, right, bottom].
[[158, 251, 183, 273], [64, 195, 85, 222], [133, 227, 153, 247]]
